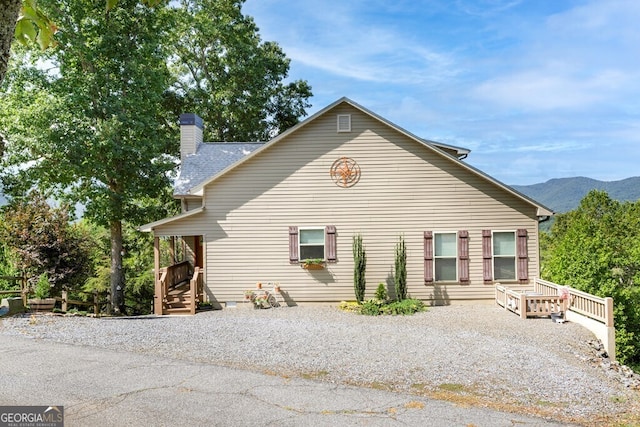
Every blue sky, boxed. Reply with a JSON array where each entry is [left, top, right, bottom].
[[243, 0, 640, 185]]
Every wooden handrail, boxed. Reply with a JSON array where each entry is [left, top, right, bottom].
[[189, 267, 199, 315], [534, 278, 613, 327]]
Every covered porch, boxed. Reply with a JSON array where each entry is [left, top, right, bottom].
[[152, 235, 205, 315], [140, 207, 208, 315]]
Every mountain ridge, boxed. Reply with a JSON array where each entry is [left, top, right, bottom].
[[512, 176, 640, 213]]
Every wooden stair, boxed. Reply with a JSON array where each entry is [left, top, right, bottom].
[[164, 282, 193, 315]]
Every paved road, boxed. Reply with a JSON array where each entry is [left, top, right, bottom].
[[0, 335, 573, 426]]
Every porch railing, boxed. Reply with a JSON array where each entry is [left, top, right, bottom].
[[496, 278, 616, 361], [534, 278, 614, 327], [158, 261, 202, 315], [189, 267, 203, 315]]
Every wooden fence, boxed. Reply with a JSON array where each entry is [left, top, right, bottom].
[[55, 290, 102, 316], [0, 275, 28, 306], [495, 278, 616, 360], [1, 275, 104, 315]]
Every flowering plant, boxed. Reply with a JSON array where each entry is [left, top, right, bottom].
[[253, 293, 270, 308]]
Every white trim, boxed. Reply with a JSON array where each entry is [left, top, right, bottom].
[[433, 231, 458, 282], [492, 230, 517, 281], [298, 227, 326, 261], [337, 114, 351, 132], [138, 207, 205, 233]]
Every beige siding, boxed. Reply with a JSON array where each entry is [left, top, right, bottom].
[[164, 104, 542, 305]]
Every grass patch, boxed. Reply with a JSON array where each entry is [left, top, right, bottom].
[[437, 383, 468, 393], [300, 370, 329, 380], [404, 401, 425, 409]]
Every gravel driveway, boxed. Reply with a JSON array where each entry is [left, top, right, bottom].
[[1, 304, 639, 425]]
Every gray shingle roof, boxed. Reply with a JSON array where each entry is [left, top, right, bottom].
[[174, 142, 264, 196]]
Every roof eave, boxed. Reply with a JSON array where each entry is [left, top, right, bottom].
[[138, 207, 205, 232]]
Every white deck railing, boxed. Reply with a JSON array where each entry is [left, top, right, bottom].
[[533, 278, 614, 327], [496, 278, 616, 361]]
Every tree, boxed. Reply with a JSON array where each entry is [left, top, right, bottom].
[[0, 191, 93, 294], [2, 0, 312, 314], [1, 0, 58, 86], [169, 0, 312, 141], [1, 0, 161, 86], [352, 233, 366, 303], [0, 0, 22, 86], [394, 235, 407, 301], [0, 0, 177, 313], [542, 190, 640, 368]]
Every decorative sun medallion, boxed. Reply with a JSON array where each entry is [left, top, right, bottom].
[[330, 157, 361, 188]]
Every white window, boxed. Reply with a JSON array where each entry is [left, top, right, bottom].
[[434, 232, 457, 281], [299, 228, 325, 261], [337, 114, 351, 132], [493, 231, 516, 280]]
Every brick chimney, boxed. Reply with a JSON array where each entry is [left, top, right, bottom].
[[179, 113, 203, 162]]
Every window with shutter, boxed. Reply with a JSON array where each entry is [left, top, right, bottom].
[[517, 229, 528, 282], [326, 226, 337, 262], [299, 228, 325, 260], [493, 231, 516, 281], [434, 232, 457, 282], [289, 226, 299, 263], [458, 230, 470, 283], [424, 231, 433, 284], [482, 230, 492, 283]]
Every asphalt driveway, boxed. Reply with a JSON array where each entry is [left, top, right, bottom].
[[0, 334, 572, 426]]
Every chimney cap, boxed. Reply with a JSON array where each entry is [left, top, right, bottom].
[[179, 113, 203, 129]]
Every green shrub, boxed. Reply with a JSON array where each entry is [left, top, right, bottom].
[[357, 298, 426, 316], [375, 283, 387, 301], [380, 298, 427, 315], [34, 273, 51, 299], [360, 299, 385, 316], [353, 234, 366, 303], [394, 235, 407, 301]]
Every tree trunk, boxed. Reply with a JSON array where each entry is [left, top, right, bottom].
[[110, 220, 125, 314], [0, 0, 21, 85]]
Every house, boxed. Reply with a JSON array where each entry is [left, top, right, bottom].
[[140, 97, 553, 314]]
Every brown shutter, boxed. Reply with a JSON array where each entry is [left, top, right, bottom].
[[289, 226, 299, 263], [424, 231, 433, 284], [326, 225, 337, 262], [482, 230, 493, 283], [517, 229, 528, 282], [458, 230, 469, 284]]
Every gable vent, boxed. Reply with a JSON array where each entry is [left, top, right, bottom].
[[337, 114, 351, 132]]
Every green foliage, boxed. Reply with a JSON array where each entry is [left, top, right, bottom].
[[81, 221, 157, 315], [1, 0, 180, 312], [394, 235, 407, 301], [0, 192, 93, 294], [358, 298, 426, 316], [352, 234, 366, 303], [0, 223, 19, 290], [380, 299, 427, 316], [14, 0, 58, 50], [375, 283, 387, 301], [34, 273, 50, 299], [169, 0, 312, 141], [2, 0, 309, 313], [542, 190, 640, 369]]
